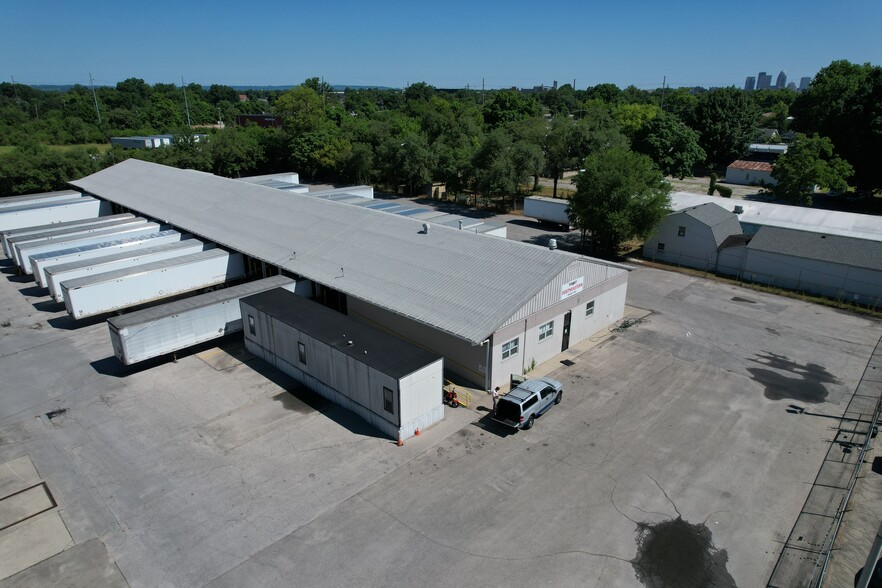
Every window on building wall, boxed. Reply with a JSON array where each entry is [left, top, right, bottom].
[[501, 338, 519, 359], [657, 242, 665, 251], [586, 301, 595, 317], [383, 387, 394, 414], [678, 226, 686, 237], [539, 321, 554, 341], [298, 342, 306, 365], [248, 315, 255, 335]]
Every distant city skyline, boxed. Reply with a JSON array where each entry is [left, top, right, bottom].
[[2, 0, 880, 90]]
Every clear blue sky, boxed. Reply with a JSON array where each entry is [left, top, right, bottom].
[[2, 0, 880, 90]]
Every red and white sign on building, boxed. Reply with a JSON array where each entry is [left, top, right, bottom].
[[560, 276, 584, 301]]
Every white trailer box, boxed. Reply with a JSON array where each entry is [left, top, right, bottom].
[[2, 213, 135, 257], [15, 222, 161, 273], [524, 196, 572, 227], [63, 249, 245, 319], [107, 275, 298, 364], [0, 197, 110, 232], [45, 239, 208, 302], [29, 230, 184, 288], [10, 217, 150, 268], [0, 190, 81, 209]]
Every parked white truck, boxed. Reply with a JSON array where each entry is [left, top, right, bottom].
[[523, 196, 572, 228]]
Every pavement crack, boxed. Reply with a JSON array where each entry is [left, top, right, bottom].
[[646, 473, 682, 519]]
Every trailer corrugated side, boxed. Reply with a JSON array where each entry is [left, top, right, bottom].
[[16, 222, 162, 273], [107, 275, 300, 364], [0, 198, 110, 232], [28, 230, 184, 288], [2, 213, 135, 257], [0, 190, 81, 209], [62, 249, 246, 319], [44, 239, 207, 302], [10, 217, 150, 268], [524, 196, 572, 227]]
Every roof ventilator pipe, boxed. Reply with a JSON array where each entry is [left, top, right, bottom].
[[548, 238, 558, 250]]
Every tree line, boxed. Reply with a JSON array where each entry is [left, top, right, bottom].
[[1, 60, 879, 252]]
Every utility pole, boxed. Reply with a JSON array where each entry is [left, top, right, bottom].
[[482, 78, 485, 105], [10, 75, 21, 103], [660, 75, 667, 111], [89, 73, 101, 124], [181, 76, 192, 128]]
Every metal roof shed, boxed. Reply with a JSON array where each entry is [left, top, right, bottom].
[[241, 288, 444, 441]]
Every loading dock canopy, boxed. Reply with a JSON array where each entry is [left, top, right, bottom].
[[241, 288, 441, 379], [71, 160, 627, 344]]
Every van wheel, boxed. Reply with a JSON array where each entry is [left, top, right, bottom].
[[523, 415, 535, 430], [555, 392, 562, 405]]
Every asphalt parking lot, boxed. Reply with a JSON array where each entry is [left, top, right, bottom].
[[1, 254, 880, 586]]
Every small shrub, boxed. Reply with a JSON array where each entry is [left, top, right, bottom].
[[707, 173, 717, 196], [716, 185, 733, 198]]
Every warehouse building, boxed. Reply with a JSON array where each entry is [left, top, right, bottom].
[[70, 159, 631, 390]]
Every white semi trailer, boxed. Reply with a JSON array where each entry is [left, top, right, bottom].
[[2, 213, 135, 257], [62, 249, 246, 319], [9, 217, 150, 268], [523, 196, 572, 228], [0, 190, 82, 209], [15, 222, 161, 273], [28, 230, 184, 288], [0, 197, 111, 232], [45, 239, 208, 302], [107, 275, 303, 365]]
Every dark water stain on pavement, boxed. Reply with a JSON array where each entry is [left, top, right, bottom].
[[746, 351, 838, 403], [632, 517, 736, 588]]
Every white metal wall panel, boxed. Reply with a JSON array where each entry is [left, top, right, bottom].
[[642, 213, 720, 271], [502, 259, 628, 327], [0, 198, 110, 233], [742, 249, 882, 304], [491, 281, 627, 388], [717, 246, 747, 277], [398, 359, 444, 425], [30, 230, 183, 290], [16, 222, 160, 272], [44, 239, 205, 302], [2, 213, 134, 257], [63, 249, 244, 319]]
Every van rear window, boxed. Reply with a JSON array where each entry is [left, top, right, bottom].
[[523, 395, 538, 410]]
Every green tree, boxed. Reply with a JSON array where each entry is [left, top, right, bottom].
[[613, 102, 661, 139], [483, 90, 540, 128], [770, 134, 852, 206], [790, 60, 882, 195], [632, 112, 706, 179], [473, 129, 519, 205], [569, 148, 671, 254], [210, 126, 265, 177], [689, 87, 758, 168]]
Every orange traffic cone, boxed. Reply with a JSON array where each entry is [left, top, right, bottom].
[[414, 427, 421, 436], [397, 435, 403, 447]]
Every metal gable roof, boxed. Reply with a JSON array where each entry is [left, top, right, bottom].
[[747, 225, 882, 271], [70, 160, 622, 344], [679, 203, 743, 247]]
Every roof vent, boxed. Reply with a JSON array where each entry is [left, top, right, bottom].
[[458, 220, 463, 230], [733, 205, 744, 214], [421, 223, 429, 234], [548, 238, 558, 250], [347, 340, 353, 346]]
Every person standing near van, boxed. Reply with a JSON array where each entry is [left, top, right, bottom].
[[492, 387, 500, 414]]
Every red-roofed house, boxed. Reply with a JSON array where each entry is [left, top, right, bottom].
[[725, 159, 777, 186]]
